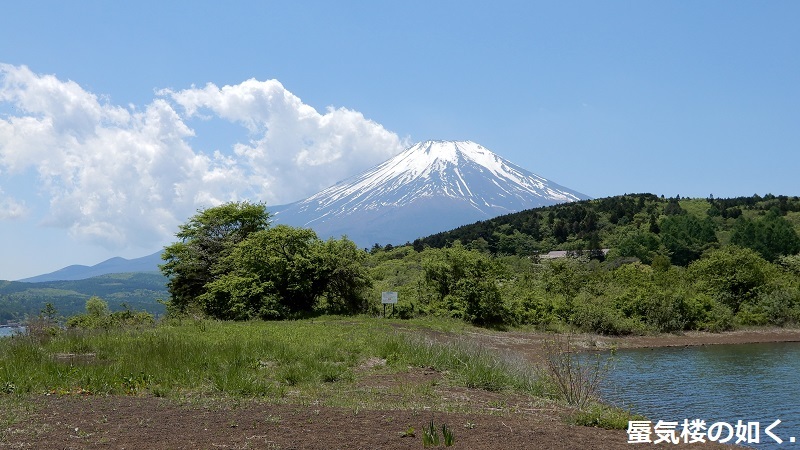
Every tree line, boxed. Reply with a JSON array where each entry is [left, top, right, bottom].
[[415, 193, 800, 266], [159, 197, 800, 334]]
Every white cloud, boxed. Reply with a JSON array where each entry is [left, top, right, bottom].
[[0, 188, 27, 220], [0, 64, 405, 250], [163, 79, 405, 202]]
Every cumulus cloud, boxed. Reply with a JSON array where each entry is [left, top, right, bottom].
[[163, 79, 404, 202], [0, 64, 405, 249]]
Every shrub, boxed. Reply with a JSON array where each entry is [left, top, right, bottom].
[[66, 297, 154, 330], [543, 335, 611, 408], [737, 288, 800, 326], [690, 294, 735, 332], [689, 246, 775, 313], [570, 295, 645, 335]]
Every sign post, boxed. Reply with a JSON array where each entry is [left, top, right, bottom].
[[381, 291, 398, 318]]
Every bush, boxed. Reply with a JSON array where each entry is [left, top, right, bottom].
[[570, 295, 645, 335], [737, 288, 800, 326], [514, 293, 566, 327], [543, 335, 611, 408], [422, 245, 509, 326], [640, 292, 690, 333], [66, 297, 154, 330], [389, 302, 417, 320], [689, 294, 734, 332], [689, 246, 776, 313]]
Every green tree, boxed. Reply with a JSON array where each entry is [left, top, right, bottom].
[[777, 253, 800, 276], [663, 198, 686, 216], [659, 214, 717, 266], [200, 225, 321, 319], [496, 230, 538, 255], [199, 226, 371, 320], [689, 246, 775, 313], [39, 303, 60, 324], [609, 229, 663, 264], [160, 201, 270, 314], [316, 237, 372, 314], [730, 210, 800, 261], [66, 296, 110, 329], [422, 244, 508, 325], [86, 296, 110, 318]]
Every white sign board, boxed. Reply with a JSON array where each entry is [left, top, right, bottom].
[[381, 291, 398, 304]]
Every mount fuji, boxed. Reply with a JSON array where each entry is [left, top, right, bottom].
[[271, 140, 589, 247]]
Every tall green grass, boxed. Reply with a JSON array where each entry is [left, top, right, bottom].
[[0, 318, 545, 400]]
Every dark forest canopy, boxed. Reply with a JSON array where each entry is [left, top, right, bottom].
[[411, 193, 800, 266]]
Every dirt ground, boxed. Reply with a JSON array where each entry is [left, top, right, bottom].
[[6, 327, 798, 449]]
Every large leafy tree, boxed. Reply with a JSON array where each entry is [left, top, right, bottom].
[[162, 202, 372, 320], [316, 237, 373, 314], [160, 201, 271, 314], [199, 226, 322, 319], [199, 226, 371, 319], [422, 244, 507, 325]]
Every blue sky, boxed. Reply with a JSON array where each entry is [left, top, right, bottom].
[[1, 1, 798, 280]]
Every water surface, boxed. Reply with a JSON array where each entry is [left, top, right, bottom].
[[602, 342, 800, 449], [0, 326, 23, 337]]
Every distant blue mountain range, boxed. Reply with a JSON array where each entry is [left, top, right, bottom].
[[19, 251, 163, 283]]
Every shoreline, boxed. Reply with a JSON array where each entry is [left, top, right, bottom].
[[589, 327, 800, 351], [415, 325, 800, 366], [4, 321, 769, 449]]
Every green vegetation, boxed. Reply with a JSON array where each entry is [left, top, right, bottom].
[[365, 194, 800, 334], [0, 315, 642, 439], [0, 317, 544, 402], [151, 196, 800, 334], [417, 193, 800, 262], [423, 419, 455, 447], [4, 193, 798, 440], [364, 243, 800, 334], [0, 273, 167, 323], [161, 202, 371, 319], [4, 194, 800, 335], [65, 297, 154, 330]]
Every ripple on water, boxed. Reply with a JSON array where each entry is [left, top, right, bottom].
[[602, 342, 800, 450]]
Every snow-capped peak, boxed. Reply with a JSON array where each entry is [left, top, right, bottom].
[[272, 140, 589, 246]]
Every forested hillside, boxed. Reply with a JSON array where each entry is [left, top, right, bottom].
[[0, 273, 167, 323], [368, 194, 800, 333], [413, 194, 800, 266]]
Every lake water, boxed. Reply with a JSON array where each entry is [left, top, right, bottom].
[[0, 327, 23, 337], [601, 342, 800, 450]]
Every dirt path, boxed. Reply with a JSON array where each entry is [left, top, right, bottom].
[[3, 394, 735, 449]]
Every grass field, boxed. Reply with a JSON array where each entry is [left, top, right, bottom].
[[1, 316, 655, 450], [0, 317, 553, 403]]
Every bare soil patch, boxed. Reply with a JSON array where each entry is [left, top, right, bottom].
[[3, 394, 733, 449]]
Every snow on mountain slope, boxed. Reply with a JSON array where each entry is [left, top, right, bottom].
[[272, 140, 589, 246]]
